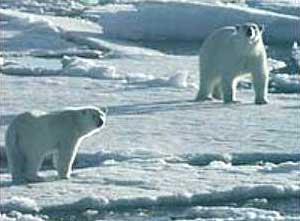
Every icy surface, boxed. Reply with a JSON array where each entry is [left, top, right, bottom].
[[0, 197, 40, 213], [0, 213, 45, 221], [1, 1, 299, 220]]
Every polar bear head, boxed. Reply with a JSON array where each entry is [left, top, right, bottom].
[[72, 106, 107, 136], [234, 23, 264, 50]]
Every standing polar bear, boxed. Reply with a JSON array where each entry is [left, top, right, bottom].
[[195, 23, 269, 104], [5, 106, 107, 183]]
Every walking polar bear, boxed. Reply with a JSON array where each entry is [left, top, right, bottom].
[[5, 106, 107, 183], [196, 23, 269, 104]]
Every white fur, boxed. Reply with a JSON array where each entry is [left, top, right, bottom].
[[195, 23, 269, 104], [5, 106, 107, 183]]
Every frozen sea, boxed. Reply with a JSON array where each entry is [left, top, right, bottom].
[[0, 0, 299, 221]]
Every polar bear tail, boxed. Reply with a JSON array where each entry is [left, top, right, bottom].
[[5, 122, 26, 183]]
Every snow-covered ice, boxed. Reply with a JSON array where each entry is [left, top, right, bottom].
[[1, 1, 299, 220], [82, 2, 300, 43]]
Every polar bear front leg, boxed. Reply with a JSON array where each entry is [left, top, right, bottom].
[[57, 141, 78, 179], [196, 77, 214, 101], [251, 60, 269, 105], [221, 76, 237, 104], [212, 83, 222, 100]]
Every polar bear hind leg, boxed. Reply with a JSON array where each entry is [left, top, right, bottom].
[[5, 127, 27, 183], [196, 76, 215, 101], [23, 152, 45, 182], [251, 63, 269, 104], [212, 83, 222, 100]]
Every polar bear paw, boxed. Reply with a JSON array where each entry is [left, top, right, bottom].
[[255, 99, 268, 105], [25, 175, 45, 183]]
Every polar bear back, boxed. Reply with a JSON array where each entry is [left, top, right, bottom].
[[9, 111, 80, 150]]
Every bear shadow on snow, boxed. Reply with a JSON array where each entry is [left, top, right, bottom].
[[107, 99, 233, 116]]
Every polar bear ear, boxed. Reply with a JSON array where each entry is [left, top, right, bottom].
[[100, 107, 108, 115], [258, 24, 265, 33], [235, 24, 241, 31]]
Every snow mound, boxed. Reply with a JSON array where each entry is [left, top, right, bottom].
[[271, 74, 300, 93], [0, 64, 59, 76], [0, 57, 118, 80], [61, 56, 119, 80], [51, 184, 300, 212], [127, 71, 189, 88], [0, 197, 40, 214], [84, 3, 300, 43], [267, 58, 286, 72]]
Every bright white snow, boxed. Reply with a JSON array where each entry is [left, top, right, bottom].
[[0, 1, 299, 220]]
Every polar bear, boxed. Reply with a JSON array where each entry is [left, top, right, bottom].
[[195, 23, 269, 104], [5, 106, 107, 183]]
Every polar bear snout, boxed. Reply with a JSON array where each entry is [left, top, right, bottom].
[[97, 109, 107, 128], [97, 118, 104, 128]]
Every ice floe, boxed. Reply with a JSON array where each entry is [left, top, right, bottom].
[[271, 74, 300, 93], [247, 0, 300, 16], [268, 58, 287, 72], [1, 57, 191, 88], [83, 2, 300, 43], [61, 56, 119, 80], [0, 9, 76, 53], [0, 197, 40, 214]]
